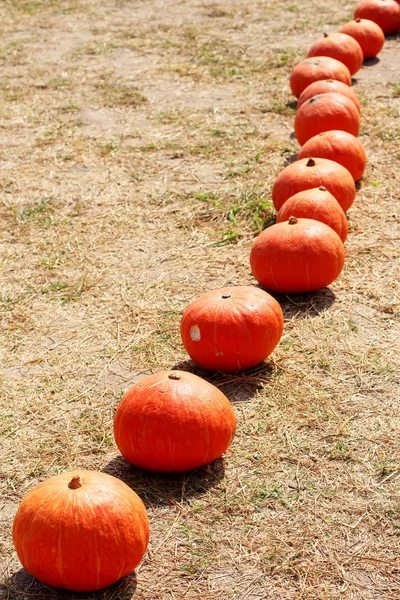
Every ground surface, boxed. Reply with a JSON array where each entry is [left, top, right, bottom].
[[0, 1, 399, 599]]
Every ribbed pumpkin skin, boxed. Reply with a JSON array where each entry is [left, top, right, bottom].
[[354, 0, 400, 35], [272, 157, 356, 212], [298, 130, 367, 181], [276, 187, 348, 242], [290, 57, 352, 98], [295, 93, 360, 146], [12, 471, 149, 592], [297, 79, 361, 113], [250, 218, 345, 294], [307, 33, 363, 76], [180, 286, 284, 372], [339, 19, 385, 59], [114, 370, 236, 472]]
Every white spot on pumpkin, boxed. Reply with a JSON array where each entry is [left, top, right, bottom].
[[190, 324, 201, 341]]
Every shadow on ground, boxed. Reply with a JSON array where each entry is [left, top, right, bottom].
[[243, 284, 336, 320], [102, 455, 225, 508], [363, 57, 380, 67], [273, 287, 337, 319], [1, 569, 137, 600], [283, 152, 298, 165], [170, 358, 279, 403]]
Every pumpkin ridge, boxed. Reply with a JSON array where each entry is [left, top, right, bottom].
[[233, 302, 256, 371], [56, 486, 73, 589]]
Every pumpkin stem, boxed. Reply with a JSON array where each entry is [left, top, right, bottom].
[[68, 476, 82, 490], [306, 158, 316, 167], [355, 18, 361, 22], [323, 32, 328, 37], [319, 186, 327, 191], [288, 216, 298, 225], [168, 372, 181, 380], [221, 294, 232, 299]]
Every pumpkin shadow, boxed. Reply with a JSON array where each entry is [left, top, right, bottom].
[[363, 57, 379, 67], [283, 152, 298, 166], [3, 568, 137, 600], [272, 287, 337, 320], [102, 455, 225, 509], [170, 358, 279, 403]]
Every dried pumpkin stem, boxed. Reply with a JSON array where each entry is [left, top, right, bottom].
[[319, 186, 327, 191], [288, 216, 298, 225], [68, 476, 82, 489], [168, 373, 181, 380], [221, 294, 232, 299], [306, 158, 316, 167]]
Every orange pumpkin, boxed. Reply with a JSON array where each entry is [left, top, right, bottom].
[[250, 217, 345, 294], [295, 92, 360, 145], [272, 157, 356, 212], [114, 370, 236, 472], [339, 19, 385, 59], [354, 0, 400, 35], [180, 286, 284, 372], [297, 130, 367, 182], [290, 56, 352, 98], [307, 32, 364, 76], [297, 79, 361, 113], [276, 186, 348, 242], [12, 471, 149, 592]]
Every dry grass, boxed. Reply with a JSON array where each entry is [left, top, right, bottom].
[[0, 0, 399, 599]]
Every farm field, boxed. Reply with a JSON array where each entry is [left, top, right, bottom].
[[0, 0, 399, 599]]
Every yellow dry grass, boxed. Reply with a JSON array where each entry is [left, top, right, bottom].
[[0, 0, 399, 599]]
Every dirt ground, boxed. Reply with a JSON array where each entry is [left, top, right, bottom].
[[0, 0, 399, 599]]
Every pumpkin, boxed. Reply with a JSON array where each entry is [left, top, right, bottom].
[[276, 186, 348, 242], [12, 470, 149, 592], [354, 0, 400, 35], [272, 157, 356, 213], [250, 217, 345, 294], [297, 130, 367, 182], [339, 19, 385, 59], [297, 79, 361, 113], [180, 286, 284, 372], [307, 32, 364, 76], [290, 56, 352, 98], [295, 92, 360, 146], [114, 370, 236, 472]]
